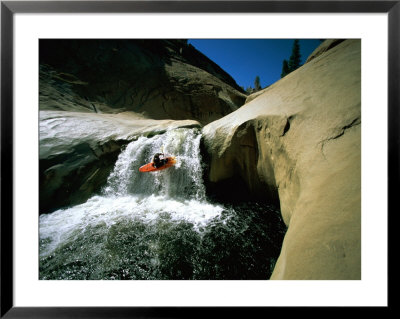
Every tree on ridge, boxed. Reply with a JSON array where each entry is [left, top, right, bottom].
[[281, 39, 302, 78], [288, 39, 301, 72], [254, 76, 261, 92], [281, 59, 290, 78]]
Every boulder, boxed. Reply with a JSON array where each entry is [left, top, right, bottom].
[[39, 39, 246, 125], [202, 39, 361, 279], [39, 110, 201, 214]]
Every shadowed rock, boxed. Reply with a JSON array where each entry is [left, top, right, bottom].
[[39, 39, 246, 125], [39, 110, 201, 214], [39, 39, 247, 213]]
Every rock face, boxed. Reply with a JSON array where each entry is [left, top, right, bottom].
[[202, 40, 361, 279], [305, 39, 346, 63], [39, 110, 200, 214], [39, 39, 246, 213], [39, 39, 246, 125]]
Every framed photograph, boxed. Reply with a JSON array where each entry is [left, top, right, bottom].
[[1, 0, 395, 317]]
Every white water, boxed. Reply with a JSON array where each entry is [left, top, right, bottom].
[[39, 128, 225, 257]]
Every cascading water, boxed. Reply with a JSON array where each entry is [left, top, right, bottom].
[[39, 128, 287, 280], [103, 128, 206, 202]]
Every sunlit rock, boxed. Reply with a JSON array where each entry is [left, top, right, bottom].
[[202, 40, 361, 279], [39, 110, 201, 214]]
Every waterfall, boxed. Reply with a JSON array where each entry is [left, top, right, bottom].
[[39, 128, 286, 280], [40, 129, 222, 254], [103, 128, 206, 200]]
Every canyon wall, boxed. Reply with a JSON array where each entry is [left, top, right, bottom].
[[202, 39, 361, 279]]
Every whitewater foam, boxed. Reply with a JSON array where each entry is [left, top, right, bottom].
[[40, 128, 224, 256]]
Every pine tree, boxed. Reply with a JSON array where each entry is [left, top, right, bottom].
[[245, 86, 253, 94], [288, 39, 301, 72], [254, 76, 261, 91], [281, 59, 290, 78], [281, 40, 302, 78]]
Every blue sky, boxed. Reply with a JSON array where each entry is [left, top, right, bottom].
[[188, 39, 322, 90]]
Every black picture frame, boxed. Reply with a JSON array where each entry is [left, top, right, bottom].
[[1, 0, 396, 317]]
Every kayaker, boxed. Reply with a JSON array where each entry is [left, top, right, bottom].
[[152, 153, 166, 168]]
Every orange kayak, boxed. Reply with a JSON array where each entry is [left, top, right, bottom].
[[139, 156, 177, 172]]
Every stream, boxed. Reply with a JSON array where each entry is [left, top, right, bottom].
[[39, 128, 286, 280]]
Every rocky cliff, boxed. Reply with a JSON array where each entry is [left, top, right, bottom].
[[39, 39, 246, 125], [39, 39, 246, 214], [202, 39, 361, 279], [39, 110, 200, 214], [39, 38, 361, 280]]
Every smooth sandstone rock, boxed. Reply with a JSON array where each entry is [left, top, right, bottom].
[[305, 39, 346, 63], [202, 40, 361, 279], [39, 110, 201, 214], [244, 39, 346, 105], [39, 39, 247, 213], [39, 40, 246, 125]]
